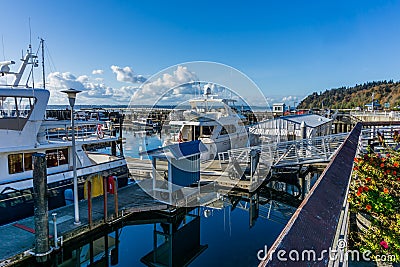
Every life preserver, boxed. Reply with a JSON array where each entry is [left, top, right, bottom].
[[96, 124, 104, 139], [178, 131, 183, 143]]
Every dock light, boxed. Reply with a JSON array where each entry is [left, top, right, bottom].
[[61, 88, 82, 226]]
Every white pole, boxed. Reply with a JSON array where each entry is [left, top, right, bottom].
[[71, 104, 81, 225]]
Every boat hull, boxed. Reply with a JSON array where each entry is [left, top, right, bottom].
[[0, 164, 129, 226]]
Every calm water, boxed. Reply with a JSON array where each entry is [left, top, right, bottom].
[[20, 128, 316, 267]]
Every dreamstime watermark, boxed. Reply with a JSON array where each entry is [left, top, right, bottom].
[[257, 239, 397, 263]]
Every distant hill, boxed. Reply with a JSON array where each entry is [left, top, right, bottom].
[[297, 80, 400, 110]]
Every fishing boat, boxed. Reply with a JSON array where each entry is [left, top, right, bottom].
[[163, 87, 249, 160], [0, 43, 128, 225]]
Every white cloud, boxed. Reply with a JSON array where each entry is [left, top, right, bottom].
[[46, 71, 138, 105], [130, 66, 198, 105], [111, 65, 147, 83], [92, 69, 104, 75], [282, 95, 298, 102]]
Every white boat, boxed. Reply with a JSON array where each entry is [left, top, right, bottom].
[[163, 87, 249, 160], [132, 117, 155, 129], [0, 44, 128, 225]]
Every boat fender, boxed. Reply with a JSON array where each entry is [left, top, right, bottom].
[[96, 124, 104, 139], [107, 176, 117, 194], [178, 131, 183, 143]]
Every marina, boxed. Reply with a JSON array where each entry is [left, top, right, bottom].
[[0, 120, 384, 266], [2, 4, 400, 265]]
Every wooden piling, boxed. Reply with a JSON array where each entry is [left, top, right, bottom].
[[88, 180, 93, 228], [114, 178, 118, 217], [32, 153, 50, 263], [103, 176, 108, 222]]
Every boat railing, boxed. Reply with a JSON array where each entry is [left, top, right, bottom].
[[41, 120, 116, 143]]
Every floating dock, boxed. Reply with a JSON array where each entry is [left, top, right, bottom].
[[0, 182, 167, 265]]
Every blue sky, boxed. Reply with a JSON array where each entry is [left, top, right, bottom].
[[1, 0, 400, 106]]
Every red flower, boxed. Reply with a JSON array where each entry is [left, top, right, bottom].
[[394, 162, 399, 168], [354, 157, 359, 163], [393, 171, 397, 176], [366, 205, 372, 211], [365, 177, 371, 182], [356, 191, 361, 197], [380, 163, 385, 168], [363, 186, 369, 192], [383, 188, 389, 194], [380, 240, 389, 249]]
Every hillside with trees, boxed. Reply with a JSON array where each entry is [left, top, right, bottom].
[[297, 80, 400, 110]]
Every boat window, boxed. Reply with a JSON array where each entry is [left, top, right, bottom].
[[23, 153, 33, 171], [8, 152, 33, 174], [194, 126, 200, 140], [0, 96, 35, 118], [220, 125, 236, 135], [220, 126, 228, 135], [201, 126, 214, 136], [8, 154, 23, 174], [0, 96, 36, 130], [46, 148, 69, 168]]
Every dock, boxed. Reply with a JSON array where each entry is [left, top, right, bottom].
[[0, 182, 167, 265]]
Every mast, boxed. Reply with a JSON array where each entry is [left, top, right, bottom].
[[12, 48, 37, 87], [41, 38, 45, 89]]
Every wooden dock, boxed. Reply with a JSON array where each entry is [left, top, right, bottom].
[[0, 182, 167, 265]]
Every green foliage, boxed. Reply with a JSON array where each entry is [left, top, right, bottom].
[[298, 80, 400, 109], [349, 150, 400, 263]]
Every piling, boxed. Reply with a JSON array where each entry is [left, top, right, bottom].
[[32, 153, 50, 263], [111, 128, 117, 156], [119, 114, 124, 156], [88, 180, 93, 228], [113, 177, 119, 217], [103, 176, 108, 222]]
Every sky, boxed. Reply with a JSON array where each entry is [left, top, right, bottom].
[[1, 0, 400, 107]]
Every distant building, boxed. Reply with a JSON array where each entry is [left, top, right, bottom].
[[365, 100, 381, 111], [272, 103, 286, 116], [250, 114, 333, 142]]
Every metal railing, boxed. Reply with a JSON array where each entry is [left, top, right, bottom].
[[219, 133, 349, 169]]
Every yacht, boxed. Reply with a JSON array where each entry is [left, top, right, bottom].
[[163, 88, 249, 160], [0, 45, 128, 225], [132, 117, 156, 129]]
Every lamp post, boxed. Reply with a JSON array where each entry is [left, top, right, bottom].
[[61, 88, 82, 225]]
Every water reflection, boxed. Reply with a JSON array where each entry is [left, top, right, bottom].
[[17, 170, 318, 267]]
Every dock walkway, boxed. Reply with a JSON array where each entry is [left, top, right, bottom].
[[0, 182, 167, 265]]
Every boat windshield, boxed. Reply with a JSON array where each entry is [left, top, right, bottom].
[[0, 96, 36, 130], [181, 125, 215, 141]]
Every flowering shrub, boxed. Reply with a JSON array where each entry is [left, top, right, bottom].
[[349, 148, 400, 262]]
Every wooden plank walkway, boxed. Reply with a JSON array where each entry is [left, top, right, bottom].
[[0, 182, 167, 265]]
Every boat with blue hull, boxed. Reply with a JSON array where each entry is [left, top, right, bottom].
[[0, 43, 128, 225]]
